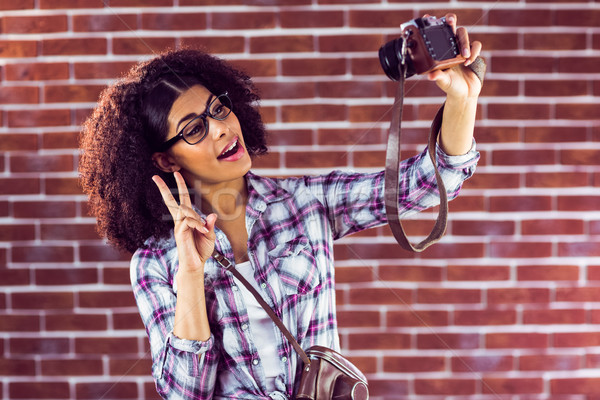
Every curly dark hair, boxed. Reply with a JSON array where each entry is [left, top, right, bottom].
[[80, 48, 268, 253]]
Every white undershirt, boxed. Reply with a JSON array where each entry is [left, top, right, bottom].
[[225, 261, 280, 392]]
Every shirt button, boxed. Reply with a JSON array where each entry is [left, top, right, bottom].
[[260, 282, 267, 289], [252, 359, 259, 365], [241, 323, 248, 330], [232, 285, 239, 291], [281, 356, 288, 362]]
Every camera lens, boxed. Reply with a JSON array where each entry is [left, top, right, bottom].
[[378, 38, 402, 81]]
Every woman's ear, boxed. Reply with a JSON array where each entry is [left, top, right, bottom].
[[152, 152, 181, 173]]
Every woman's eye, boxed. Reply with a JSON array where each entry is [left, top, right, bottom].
[[184, 121, 204, 137], [213, 104, 226, 117]]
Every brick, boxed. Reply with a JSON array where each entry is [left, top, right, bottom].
[[482, 377, 544, 394], [74, 61, 134, 79], [556, 104, 599, 120], [79, 291, 136, 308], [554, 332, 600, 347], [42, 131, 79, 149], [35, 268, 98, 286], [228, 59, 277, 78], [490, 241, 553, 258], [110, 0, 172, 5], [517, 265, 579, 281], [489, 9, 553, 26], [7, 109, 70, 128], [452, 220, 514, 236], [1, 269, 30, 285], [417, 333, 479, 350], [0, 358, 35, 376], [318, 81, 382, 99], [488, 288, 550, 304], [0, 178, 40, 195], [10, 337, 70, 354], [452, 355, 513, 372], [558, 196, 600, 211], [281, 10, 344, 28], [522, 219, 584, 235], [212, 12, 274, 30], [490, 195, 552, 212], [80, 245, 131, 262], [9, 382, 70, 399], [366, 379, 409, 397], [76, 337, 139, 355], [559, 242, 600, 258], [348, 332, 411, 350], [42, 359, 103, 376], [524, 33, 586, 50], [2, 15, 68, 34], [379, 265, 442, 282], [181, 36, 245, 54], [44, 84, 105, 103], [417, 288, 481, 304], [466, 173, 520, 190], [561, 149, 600, 165], [520, 354, 580, 371], [0, 0, 34, 9], [384, 356, 445, 373], [39, 0, 104, 8], [0, 41, 37, 57], [448, 265, 510, 281], [480, 79, 519, 97], [142, 12, 206, 30], [11, 292, 74, 309], [45, 177, 82, 195], [42, 38, 107, 55], [559, 56, 600, 73], [112, 312, 145, 330], [455, 309, 517, 326], [73, 14, 138, 32], [113, 37, 176, 55], [250, 35, 313, 54], [14, 201, 76, 218], [551, 378, 600, 395], [41, 223, 99, 241], [109, 358, 153, 376], [350, 9, 414, 28], [526, 80, 588, 97], [387, 310, 448, 327], [525, 126, 587, 143], [75, 382, 138, 399], [0, 133, 38, 151], [491, 55, 555, 74], [0, 86, 39, 104], [255, 81, 316, 99], [12, 245, 74, 263], [45, 313, 107, 331], [523, 309, 585, 325], [0, 224, 35, 241], [415, 379, 476, 395], [488, 103, 551, 120], [486, 332, 549, 349], [10, 154, 73, 173], [5, 62, 69, 81], [319, 34, 384, 53], [348, 287, 413, 305], [0, 315, 40, 332]]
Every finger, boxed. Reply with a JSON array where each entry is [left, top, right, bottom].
[[176, 204, 209, 233], [456, 26, 471, 59], [205, 213, 218, 232], [173, 171, 192, 208], [152, 175, 181, 219], [444, 13, 457, 33]]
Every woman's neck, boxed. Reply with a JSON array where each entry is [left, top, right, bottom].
[[193, 176, 248, 222]]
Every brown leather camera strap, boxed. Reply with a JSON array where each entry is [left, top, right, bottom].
[[384, 57, 486, 252], [212, 250, 311, 366]]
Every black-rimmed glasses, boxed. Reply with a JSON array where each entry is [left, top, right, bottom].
[[158, 92, 232, 152]]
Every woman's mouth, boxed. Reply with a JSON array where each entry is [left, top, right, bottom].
[[217, 138, 244, 161]]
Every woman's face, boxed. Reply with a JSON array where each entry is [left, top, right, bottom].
[[163, 84, 252, 187]]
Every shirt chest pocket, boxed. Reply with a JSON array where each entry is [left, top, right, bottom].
[[267, 236, 321, 297]]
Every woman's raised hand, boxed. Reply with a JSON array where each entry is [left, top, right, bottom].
[[152, 172, 217, 272], [426, 13, 483, 99]]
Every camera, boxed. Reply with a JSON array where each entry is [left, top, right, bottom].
[[379, 16, 465, 81]]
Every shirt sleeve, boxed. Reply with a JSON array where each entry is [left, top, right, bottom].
[[130, 246, 219, 400], [303, 141, 479, 239]]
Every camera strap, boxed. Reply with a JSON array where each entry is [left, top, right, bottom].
[[384, 57, 486, 252]]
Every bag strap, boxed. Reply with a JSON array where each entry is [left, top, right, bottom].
[[384, 57, 486, 252], [211, 250, 311, 365]]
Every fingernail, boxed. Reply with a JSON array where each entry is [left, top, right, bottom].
[[463, 47, 471, 58], [447, 16, 455, 23]]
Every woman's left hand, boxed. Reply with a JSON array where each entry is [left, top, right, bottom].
[[426, 13, 483, 100]]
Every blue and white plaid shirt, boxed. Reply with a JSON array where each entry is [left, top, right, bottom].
[[131, 143, 479, 399]]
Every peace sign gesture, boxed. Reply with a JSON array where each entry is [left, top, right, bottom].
[[152, 172, 217, 273]]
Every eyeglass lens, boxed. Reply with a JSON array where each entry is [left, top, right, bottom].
[[181, 93, 232, 145]]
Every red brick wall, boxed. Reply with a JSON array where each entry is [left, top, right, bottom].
[[1, 1, 598, 399]]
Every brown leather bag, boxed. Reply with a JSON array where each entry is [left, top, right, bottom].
[[212, 251, 368, 399]]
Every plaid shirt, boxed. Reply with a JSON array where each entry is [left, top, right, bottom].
[[131, 143, 479, 400]]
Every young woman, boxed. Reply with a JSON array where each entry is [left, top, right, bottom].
[[80, 14, 482, 400]]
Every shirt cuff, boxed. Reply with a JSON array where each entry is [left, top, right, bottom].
[[436, 138, 480, 170], [167, 331, 214, 355]]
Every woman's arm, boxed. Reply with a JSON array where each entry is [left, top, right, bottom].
[[427, 13, 484, 156]]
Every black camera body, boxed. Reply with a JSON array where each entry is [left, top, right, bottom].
[[379, 16, 465, 81]]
